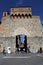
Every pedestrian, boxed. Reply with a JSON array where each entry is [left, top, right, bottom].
[[40, 47, 42, 53], [3, 47, 6, 55], [7, 47, 11, 54]]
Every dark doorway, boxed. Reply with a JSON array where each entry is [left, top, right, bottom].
[[16, 35, 27, 53]]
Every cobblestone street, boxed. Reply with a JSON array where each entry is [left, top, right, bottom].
[[0, 53, 43, 65]]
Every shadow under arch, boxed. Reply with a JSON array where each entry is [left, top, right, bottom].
[[25, 14, 28, 18], [16, 34, 27, 53], [21, 14, 25, 18], [18, 14, 21, 18]]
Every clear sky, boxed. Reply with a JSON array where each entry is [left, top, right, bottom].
[[0, 0, 43, 24]]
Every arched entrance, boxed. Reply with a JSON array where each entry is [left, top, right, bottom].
[[16, 34, 27, 53]]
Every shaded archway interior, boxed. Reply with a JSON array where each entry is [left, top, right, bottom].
[[16, 34, 27, 52]]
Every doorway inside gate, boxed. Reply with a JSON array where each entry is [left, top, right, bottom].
[[16, 35, 27, 53]]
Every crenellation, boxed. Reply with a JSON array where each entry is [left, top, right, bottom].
[[3, 11, 9, 17], [10, 7, 32, 16], [32, 16, 40, 19], [11, 7, 32, 12]]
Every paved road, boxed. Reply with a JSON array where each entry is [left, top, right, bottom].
[[0, 53, 43, 65]]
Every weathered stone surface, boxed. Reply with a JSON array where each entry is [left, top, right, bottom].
[[10, 7, 32, 15], [0, 7, 43, 53], [1, 16, 42, 37]]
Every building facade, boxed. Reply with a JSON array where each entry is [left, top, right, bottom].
[[0, 6, 43, 53]]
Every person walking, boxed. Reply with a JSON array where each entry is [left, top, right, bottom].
[[3, 47, 6, 55]]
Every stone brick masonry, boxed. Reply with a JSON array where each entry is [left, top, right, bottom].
[[0, 7, 43, 53]]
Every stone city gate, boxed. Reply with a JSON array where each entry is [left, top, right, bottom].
[[0, 6, 43, 53]]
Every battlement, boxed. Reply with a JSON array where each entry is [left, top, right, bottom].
[[3, 11, 9, 17], [32, 16, 40, 19], [10, 7, 32, 15], [11, 7, 32, 12]]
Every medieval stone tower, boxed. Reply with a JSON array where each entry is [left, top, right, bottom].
[[0, 6, 43, 53]]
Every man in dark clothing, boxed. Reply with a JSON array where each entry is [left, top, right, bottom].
[[3, 47, 6, 55]]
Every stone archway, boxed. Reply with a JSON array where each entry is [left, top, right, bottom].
[[13, 27, 29, 37], [16, 34, 27, 53]]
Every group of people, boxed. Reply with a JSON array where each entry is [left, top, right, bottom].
[[2, 46, 43, 55], [3, 47, 11, 55]]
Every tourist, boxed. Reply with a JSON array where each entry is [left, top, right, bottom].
[[3, 47, 6, 55]]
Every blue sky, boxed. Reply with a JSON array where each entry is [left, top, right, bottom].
[[0, 0, 43, 24], [20, 35, 25, 43]]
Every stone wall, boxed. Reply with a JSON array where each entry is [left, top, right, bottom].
[[27, 37, 42, 53], [0, 37, 16, 52], [1, 16, 42, 37], [0, 37, 43, 53], [10, 7, 32, 15]]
